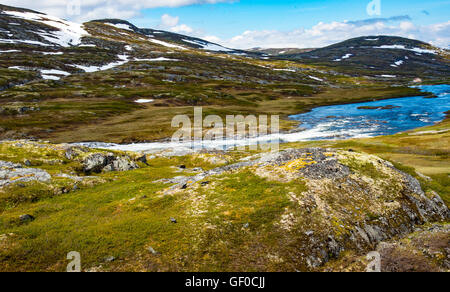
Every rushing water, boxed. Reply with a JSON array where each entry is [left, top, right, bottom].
[[287, 84, 450, 141], [81, 85, 449, 153]]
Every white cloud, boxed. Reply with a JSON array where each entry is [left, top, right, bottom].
[[218, 19, 450, 49], [161, 14, 179, 27], [158, 14, 197, 35], [171, 24, 194, 34], [1, 0, 234, 22]]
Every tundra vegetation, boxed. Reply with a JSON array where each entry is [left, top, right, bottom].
[[0, 4, 448, 272]]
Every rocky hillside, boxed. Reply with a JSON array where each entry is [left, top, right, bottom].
[[0, 140, 448, 271], [1, 4, 448, 144], [280, 36, 450, 78]]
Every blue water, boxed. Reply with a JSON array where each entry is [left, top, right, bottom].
[[88, 85, 449, 152], [288, 85, 450, 140]]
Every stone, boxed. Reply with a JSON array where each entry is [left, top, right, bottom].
[[64, 147, 81, 160], [137, 155, 148, 164], [20, 214, 35, 222], [83, 153, 138, 173], [83, 153, 113, 173], [103, 157, 138, 172], [147, 247, 159, 255], [104, 256, 115, 263], [0, 160, 51, 187]]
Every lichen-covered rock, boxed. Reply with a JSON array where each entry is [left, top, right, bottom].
[[158, 148, 449, 270], [322, 223, 450, 272], [82, 153, 138, 173], [0, 160, 51, 187], [103, 156, 139, 172]]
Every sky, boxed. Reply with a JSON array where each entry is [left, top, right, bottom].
[[3, 0, 450, 49]]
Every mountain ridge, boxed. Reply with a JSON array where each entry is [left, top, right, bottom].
[[0, 3, 448, 144]]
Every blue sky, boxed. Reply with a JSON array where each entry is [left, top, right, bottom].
[[7, 0, 450, 48], [133, 0, 450, 39]]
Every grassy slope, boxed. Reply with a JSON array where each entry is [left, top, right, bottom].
[[0, 117, 448, 272], [44, 86, 423, 143]]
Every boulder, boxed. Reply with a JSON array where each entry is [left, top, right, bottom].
[[0, 160, 51, 187], [82, 153, 138, 174], [19, 214, 35, 222]]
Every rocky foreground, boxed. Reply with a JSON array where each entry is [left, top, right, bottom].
[[0, 140, 448, 272]]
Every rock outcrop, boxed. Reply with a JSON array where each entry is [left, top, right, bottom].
[[0, 160, 51, 187], [159, 148, 449, 269], [82, 153, 138, 173]]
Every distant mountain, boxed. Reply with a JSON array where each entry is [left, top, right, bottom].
[[0, 4, 271, 88], [279, 36, 450, 78], [1, 4, 449, 143], [89, 19, 256, 56], [1, 3, 448, 84], [249, 48, 315, 56]]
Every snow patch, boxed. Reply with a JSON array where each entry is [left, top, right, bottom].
[[0, 49, 20, 53], [40, 51, 63, 55], [149, 39, 187, 50], [105, 23, 134, 31], [40, 69, 71, 81], [132, 57, 180, 62], [0, 38, 51, 46], [182, 38, 232, 52], [308, 76, 324, 82], [273, 68, 296, 72], [8, 66, 27, 70], [135, 99, 154, 104], [2, 10, 89, 47], [334, 53, 353, 61], [374, 45, 436, 54], [73, 54, 129, 73]]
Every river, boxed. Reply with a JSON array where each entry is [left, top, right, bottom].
[[78, 84, 449, 153]]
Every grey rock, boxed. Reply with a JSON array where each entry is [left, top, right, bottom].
[[137, 155, 148, 164], [147, 247, 159, 255], [82, 153, 138, 173], [83, 153, 114, 173], [0, 160, 51, 187], [19, 214, 35, 222], [103, 157, 138, 172], [104, 256, 115, 263], [64, 147, 81, 160]]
